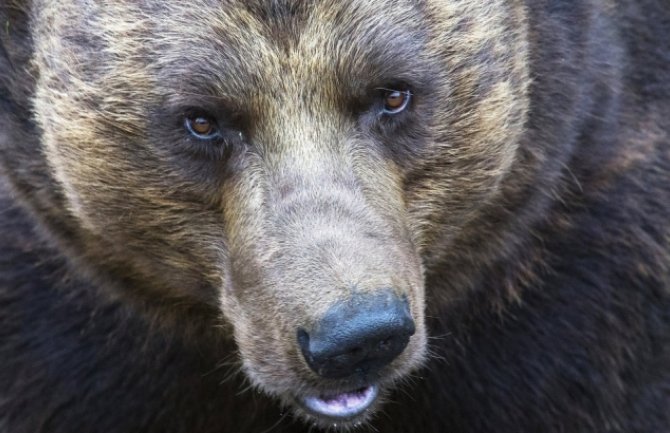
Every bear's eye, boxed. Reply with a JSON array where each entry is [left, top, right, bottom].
[[184, 115, 219, 139], [381, 88, 412, 115]]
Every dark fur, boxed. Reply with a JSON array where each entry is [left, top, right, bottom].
[[2, 0, 670, 432]]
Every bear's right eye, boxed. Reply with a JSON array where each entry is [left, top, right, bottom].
[[184, 114, 220, 140]]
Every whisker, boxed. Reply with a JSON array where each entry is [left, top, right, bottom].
[[258, 411, 290, 433]]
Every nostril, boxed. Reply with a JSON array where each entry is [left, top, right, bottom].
[[297, 289, 415, 379], [379, 338, 392, 350]]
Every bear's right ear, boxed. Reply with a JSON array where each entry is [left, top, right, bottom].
[[0, 0, 34, 116]]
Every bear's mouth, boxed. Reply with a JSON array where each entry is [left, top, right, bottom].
[[298, 384, 379, 419]]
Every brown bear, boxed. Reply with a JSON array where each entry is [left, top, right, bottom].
[[1, 0, 669, 432]]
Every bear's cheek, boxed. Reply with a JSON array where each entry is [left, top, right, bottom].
[[38, 121, 230, 301]]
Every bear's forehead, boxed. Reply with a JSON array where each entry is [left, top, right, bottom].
[[147, 1, 430, 89], [35, 0, 432, 119], [77, 0, 429, 121], [62, 1, 429, 89]]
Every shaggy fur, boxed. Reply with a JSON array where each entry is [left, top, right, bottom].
[[1, 0, 669, 432]]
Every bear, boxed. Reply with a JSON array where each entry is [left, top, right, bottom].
[[1, 0, 669, 432]]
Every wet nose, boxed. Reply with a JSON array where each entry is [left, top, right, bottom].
[[297, 290, 415, 379]]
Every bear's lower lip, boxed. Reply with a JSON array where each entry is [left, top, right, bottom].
[[300, 385, 379, 419]]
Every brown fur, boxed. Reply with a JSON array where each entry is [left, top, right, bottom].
[[2, 0, 669, 431], [30, 0, 444, 421]]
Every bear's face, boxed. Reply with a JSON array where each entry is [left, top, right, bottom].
[[32, 0, 528, 427]]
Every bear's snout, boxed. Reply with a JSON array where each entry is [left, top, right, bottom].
[[297, 290, 415, 380]]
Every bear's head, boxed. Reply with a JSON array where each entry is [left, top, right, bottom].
[[26, 0, 528, 427]]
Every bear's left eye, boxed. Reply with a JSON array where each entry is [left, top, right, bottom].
[[184, 114, 220, 139], [380, 88, 412, 115]]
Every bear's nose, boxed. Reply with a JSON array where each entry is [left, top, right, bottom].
[[297, 290, 415, 379]]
